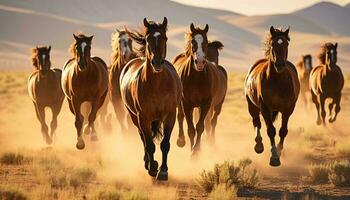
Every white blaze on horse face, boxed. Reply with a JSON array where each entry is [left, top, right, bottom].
[[42, 54, 46, 66], [194, 34, 204, 61], [120, 34, 130, 55], [153, 32, 161, 47], [81, 42, 87, 58], [277, 39, 283, 45], [330, 49, 335, 62]]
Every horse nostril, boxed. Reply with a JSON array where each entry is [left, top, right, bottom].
[[194, 59, 198, 64], [160, 60, 165, 65]]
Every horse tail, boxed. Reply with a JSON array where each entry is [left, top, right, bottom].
[[152, 120, 163, 142], [271, 111, 279, 123]]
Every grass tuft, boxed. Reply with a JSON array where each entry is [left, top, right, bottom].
[[305, 164, 330, 184], [0, 152, 31, 165], [0, 185, 27, 200], [329, 160, 350, 187], [209, 184, 237, 200]]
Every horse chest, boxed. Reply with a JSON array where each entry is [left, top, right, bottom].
[[182, 76, 211, 104]]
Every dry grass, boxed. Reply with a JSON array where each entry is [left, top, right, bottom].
[[208, 184, 237, 200], [0, 152, 31, 165], [0, 185, 27, 200], [329, 160, 350, 187], [304, 164, 330, 184]]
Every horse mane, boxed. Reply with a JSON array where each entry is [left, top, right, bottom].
[[31, 48, 39, 70], [263, 28, 290, 58], [69, 32, 91, 57], [184, 31, 193, 57], [208, 40, 224, 50], [111, 30, 122, 64], [318, 42, 333, 64], [126, 21, 166, 57]]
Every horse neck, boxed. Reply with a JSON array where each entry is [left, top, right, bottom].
[[266, 58, 277, 78], [141, 57, 158, 82], [74, 57, 93, 74]]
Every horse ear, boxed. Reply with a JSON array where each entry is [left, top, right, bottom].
[[335, 42, 338, 49], [284, 26, 290, 36], [190, 23, 195, 33], [73, 34, 79, 41], [270, 26, 275, 36], [204, 24, 209, 33], [48, 45, 51, 52], [143, 18, 150, 28], [162, 17, 167, 29], [116, 28, 121, 34], [88, 35, 94, 42]]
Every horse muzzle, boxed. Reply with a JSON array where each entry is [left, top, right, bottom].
[[151, 59, 165, 73], [274, 61, 286, 73], [194, 59, 206, 71]]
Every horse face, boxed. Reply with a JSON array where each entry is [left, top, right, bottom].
[[144, 17, 168, 73], [326, 43, 338, 67], [118, 31, 133, 61], [190, 23, 209, 71], [270, 26, 290, 73], [303, 55, 312, 72], [73, 34, 93, 71], [36, 46, 51, 74]]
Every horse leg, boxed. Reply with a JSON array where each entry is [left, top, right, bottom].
[[192, 102, 211, 154], [328, 99, 335, 122], [176, 104, 186, 147], [205, 108, 213, 137], [34, 103, 52, 145], [330, 94, 341, 123], [261, 104, 279, 166], [112, 98, 127, 133], [138, 115, 158, 177], [183, 103, 195, 151], [246, 96, 263, 154], [49, 106, 58, 139], [210, 102, 223, 145], [72, 99, 84, 149], [157, 110, 176, 181], [311, 91, 321, 125], [319, 95, 326, 126], [277, 113, 290, 156]]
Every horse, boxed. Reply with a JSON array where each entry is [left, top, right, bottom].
[[61, 33, 108, 150], [120, 17, 182, 180], [244, 26, 300, 167], [296, 54, 313, 108], [28, 46, 64, 144], [207, 40, 224, 66], [309, 43, 344, 126], [109, 28, 137, 132], [172, 23, 227, 155]]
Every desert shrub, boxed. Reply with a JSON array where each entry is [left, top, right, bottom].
[[93, 189, 148, 200], [329, 160, 350, 187], [69, 167, 96, 189], [209, 184, 237, 200], [196, 158, 259, 193], [0, 152, 30, 165], [306, 164, 330, 184], [0, 186, 27, 200]]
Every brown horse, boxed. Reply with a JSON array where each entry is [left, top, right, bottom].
[[109, 28, 137, 132], [310, 43, 344, 125], [245, 26, 300, 166], [173, 23, 227, 155], [120, 18, 182, 180], [207, 40, 224, 66], [296, 54, 313, 108], [62, 33, 108, 149], [28, 46, 64, 144]]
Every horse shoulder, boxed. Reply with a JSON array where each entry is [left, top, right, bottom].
[[28, 71, 39, 102], [91, 57, 108, 70]]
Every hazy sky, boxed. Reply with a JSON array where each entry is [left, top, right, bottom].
[[172, 0, 350, 15]]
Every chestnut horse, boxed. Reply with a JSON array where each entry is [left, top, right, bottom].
[[109, 28, 137, 132], [173, 24, 227, 155], [245, 26, 300, 166], [120, 18, 182, 180], [296, 54, 313, 108], [310, 43, 344, 125], [62, 33, 108, 149], [28, 46, 64, 144]]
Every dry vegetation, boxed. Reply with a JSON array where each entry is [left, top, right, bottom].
[[0, 71, 350, 199]]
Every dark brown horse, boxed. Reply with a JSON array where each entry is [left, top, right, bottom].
[[62, 33, 108, 149], [28, 46, 64, 144], [207, 40, 224, 66], [296, 54, 313, 108], [120, 18, 182, 180], [245, 26, 300, 166], [310, 43, 344, 125], [109, 28, 137, 132], [173, 23, 227, 155]]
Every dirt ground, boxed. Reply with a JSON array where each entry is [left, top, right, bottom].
[[0, 71, 350, 199]]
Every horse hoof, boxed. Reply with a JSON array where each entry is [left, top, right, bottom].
[[316, 120, 322, 126], [254, 143, 264, 154], [91, 135, 98, 142], [269, 157, 281, 167], [329, 118, 335, 123], [156, 171, 168, 181], [176, 137, 186, 148], [76, 140, 85, 150], [148, 169, 158, 177]]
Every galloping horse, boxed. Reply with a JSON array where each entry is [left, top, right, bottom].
[[120, 18, 182, 180], [207, 40, 224, 66], [310, 43, 344, 125], [62, 33, 108, 149], [245, 26, 300, 166], [173, 23, 227, 155], [296, 54, 313, 108], [109, 28, 137, 132], [28, 46, 64, 144]]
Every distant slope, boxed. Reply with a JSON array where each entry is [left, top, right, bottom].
[[293, 1, 350, 36]]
